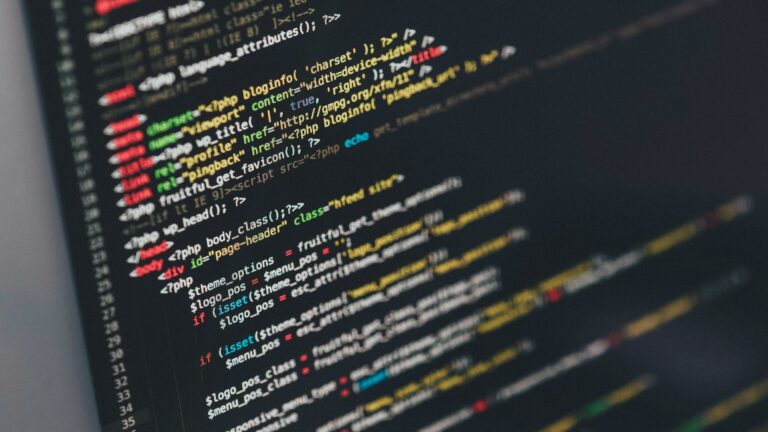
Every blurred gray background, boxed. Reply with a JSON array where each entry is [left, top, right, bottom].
[[0, 1, 99, 430]]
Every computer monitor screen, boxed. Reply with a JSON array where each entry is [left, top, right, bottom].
[[25, 0, 768, 430]]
